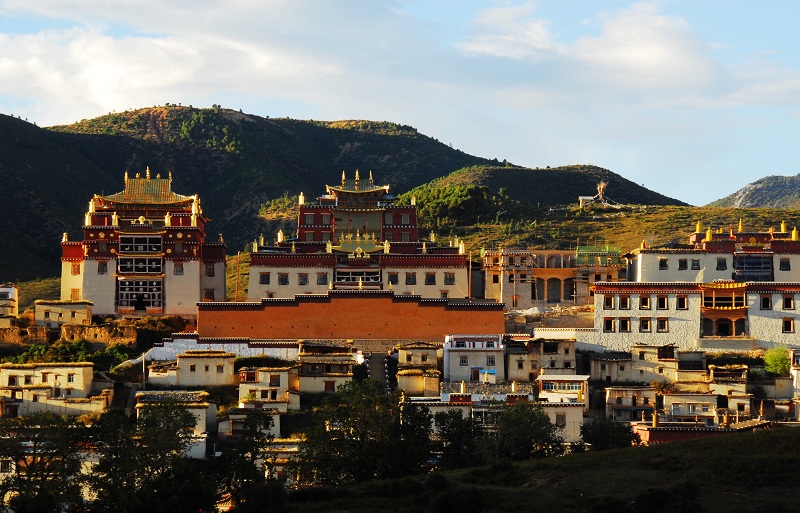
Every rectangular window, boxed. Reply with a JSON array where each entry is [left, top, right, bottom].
[[425, 273, 436, 286], [173, 262, 184, 276], [492, 274, 499, 284], [780, 258, 791, 271], [603, 318, 615, 333], [783, 318, 794, 333], [270, 375, 281, 387], [401, 214, 410, 225], [405, 273, 416, 285], [444, 273, 455, 285], [278, 273, 289, 286], [487, 356, 495, 367], [639, 351, 646, 361], [508, 273, 515, 283], [1, 460, 12, 473], [71, 263, 81, 275], [640, 296, 651, 309], [676, 296, 688, 310], [97, 261, 108, 275], [305, 232, 315, 242], [619, 318, 631, 332], [784, 295, 794, 310], [604, 296, 614, 309], [440, 291, 449, 299], [259, 272, 270, 285], [658, 258, 668, 270], [317, 273, 328, 286], [324, 381, 336, 392], [216, 365, 224, 373], [672, 403, 680, 414], [619, 296, 630, 310], [70, 289, 80, 301], [657, 318, 669, 333], [678, 259, 688, 270], [44, 311, 50, 318], [298, 274, 309, 286], [401, 232, 410, 242], [691, 259, 701, 270], [24, 375, 31, 385], [205, 264, 215, 277], [421, 353, 428, 363], [322, 214, 331, 225], [459, 356, 468, 366], [716, 258, 727, 271], [388, 273, 399, 285], [67, 374, 75, 383], [204, 289, 215, 301], [189, 364, 196, 372], [555, 413, 566, 427], [761, 295, 772, 310], [657, 296, 668, 310], [305, 213, 314, 225], [384, 213, 394, 225]]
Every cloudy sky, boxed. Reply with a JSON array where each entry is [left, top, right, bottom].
[[1, 0, 798, 206]]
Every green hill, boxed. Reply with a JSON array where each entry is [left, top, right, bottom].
[[709, 174, 800, 208], [280, 426, 799, 513], [1, 105, 688, 283]]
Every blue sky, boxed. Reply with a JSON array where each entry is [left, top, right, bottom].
[[1, 0, 799, 206]]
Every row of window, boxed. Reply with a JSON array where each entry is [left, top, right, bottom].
[[605, 294, 798, 311], [188, 364, 225, 373], [541, 381, 583, 391], [7, 373, 75, 386], [260, 272, 456, 286], [75, 262, 216, 277], [604, 295, 686, 310], [658, 257, 791, 271], [603, 317, 669, 333], [302, 213, 413, 226]]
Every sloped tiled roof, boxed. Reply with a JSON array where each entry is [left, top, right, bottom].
[[101, 174, 193, 205]]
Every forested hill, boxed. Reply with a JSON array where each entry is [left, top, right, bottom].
[[708, 174, 800, 208], [2, 105, 684, 282], [1, 107, 495, 281]]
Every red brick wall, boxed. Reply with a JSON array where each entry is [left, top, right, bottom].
[[198, 293, 503, 340]]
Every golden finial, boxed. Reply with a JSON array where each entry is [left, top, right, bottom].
[[62, 232, 68, 242], [369, 170, 373, 183], [738, 218, 743, 232], [169, 171, 173, 181], [384, 241, 390, 254], [793, 227, 798, 241], [388, 280, 393, 290], [342, 170, 346, 185], [218, 233, 224, 243], [329, 279, 333, 290], [422, 242, 427, 254], [259, 234, 265, 246], [706, 227, 713, 241], [164, 212, 171, 227], [299, 192, 305, 205], [781, 220, 787, 233], [277, 229, 284, 243], [146, 166, 151, 179], [696, 221, 702, 233], [156, 173, 161, 179], [124, 170, 129, 183], [291, 242, 296, 253], [358, 278, 363, 290], [640, 240, 647, 249], [112, 212, 119, 226], [355, 169, 360, 182]]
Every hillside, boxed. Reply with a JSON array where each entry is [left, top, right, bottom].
[[0, 106, 496, 281], [408, 164, 686, 209], [279, 426, 799, 513], [709, 174, 800, 208], [0, 105, 688, 283]]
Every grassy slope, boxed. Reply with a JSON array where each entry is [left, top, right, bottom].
[[281, 426, 798, 513], [709, 174, 800, 209]]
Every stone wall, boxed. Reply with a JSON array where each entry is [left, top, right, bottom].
[[60, 324, 138, 347], [0, 326, 49, 344]]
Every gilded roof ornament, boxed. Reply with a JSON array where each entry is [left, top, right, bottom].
[[146, 166, 151, 179]]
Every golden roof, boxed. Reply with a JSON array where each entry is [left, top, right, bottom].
[[101, 169, 193, 205]]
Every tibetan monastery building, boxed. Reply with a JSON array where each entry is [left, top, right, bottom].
[[247, 170, 470, 300], [60, 169, 226, 317]]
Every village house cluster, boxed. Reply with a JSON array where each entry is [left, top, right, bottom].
[[3, 168, 800, 489]]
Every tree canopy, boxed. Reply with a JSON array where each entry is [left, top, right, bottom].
[[763, 347, 791, 376]]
